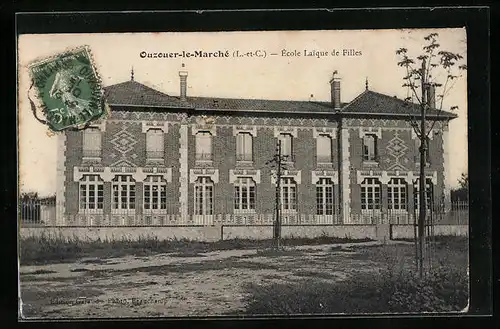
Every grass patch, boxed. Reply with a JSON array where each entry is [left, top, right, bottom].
[[243, 237, 468, 314], [19, 233, 374, 266], [20, 269, 57, 276]]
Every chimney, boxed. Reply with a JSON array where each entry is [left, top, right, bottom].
[[179, 70, 188, 101], [427, 84, 436, 109], [329, 72, 341, 110]]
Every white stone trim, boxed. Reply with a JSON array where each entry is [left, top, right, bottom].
[[229, 169, 261, 184], [192, 124, 217, 136], [274, 126, 298, 138], [356, 170, 438, 185], [359, 127, 382, 139], [73, 166, 172, 182], [142, 121, 168, 133], [179, 125, 189, 220], [270, 170, 301, 185], [233, 125, 257, 136], [56, 132, 67, 225], [313, 127, 337, 139], [442, 128, 451, 211], [88, 121, 106, 132], [190, 168, 220, 183], [312, 170, 339, 184], [341, 128, 351, 223]]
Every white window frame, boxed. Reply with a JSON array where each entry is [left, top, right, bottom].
[[236, 132, 253, 162], [233, 177, 256, 213], [195, 131, 213, 162], [316, 134, 333, 164], [112, 175, 136, 212], [361, 177, 381, 211], [413, 178, 434, 212], [362, 134, 378, 162], [281, 177, 297, 212], [79, 175, 104, 213], [146, 128, 164, 160], [143, 175, 167, 213], [316, 178, 335, 215], [82, 127, 102, 159], [388, 178, 408, 211], [194, 176, 214, 215]]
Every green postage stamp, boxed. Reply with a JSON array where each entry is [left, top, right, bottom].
[[27, 46, 107, 132]]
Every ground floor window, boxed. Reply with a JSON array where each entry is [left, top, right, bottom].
[[316, 178, 334, 215], [112, 175, 136, 210], [361, 177, 381, 210], [234, 177, 256, 211], [144, 175, 167, 210], [281, 177, 297, 211], [194, 177, 214, 215], [388, 178, 407, 210], [79, 175, 104, 210], [413, 178, 434, 211]]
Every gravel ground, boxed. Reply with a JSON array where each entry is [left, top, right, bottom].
[[19, 240, 412, 319]]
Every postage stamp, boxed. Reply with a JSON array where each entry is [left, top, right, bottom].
[[27, 46, 106, 132]]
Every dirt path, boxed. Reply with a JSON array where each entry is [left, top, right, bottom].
[[20, 241, 410, 318]]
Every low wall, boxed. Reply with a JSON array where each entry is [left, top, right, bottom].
[[20, 226, 221, 242], [391, 224, 468, 240], [20, 224, 468, 242]]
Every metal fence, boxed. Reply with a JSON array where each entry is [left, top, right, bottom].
[[19, 198, 469, 227]]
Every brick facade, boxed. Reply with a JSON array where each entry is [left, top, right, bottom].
[[57, 78, 455, 226]]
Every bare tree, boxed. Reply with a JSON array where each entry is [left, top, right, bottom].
[[396, 33, 466, 278]]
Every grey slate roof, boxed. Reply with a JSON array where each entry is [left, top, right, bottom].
[[103, 80, 457, 119]]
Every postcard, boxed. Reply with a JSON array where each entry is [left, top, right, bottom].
[[18, 28, 468, 318]]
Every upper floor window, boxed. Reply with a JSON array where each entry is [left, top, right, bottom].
[[317, 134, 333, 164], [388, 178, 407, 211], [281, 177, 297, 212], [144, 175, 167, 211], [236, 132, 253, 162], [361, 177, 381, 210], [83, 127, 102, 158], [79, 175, 103, 210], [195, 131, 213, 161], [413, 178, 434, 211], [278, 133, 293, 161], [146, 128, 164, 160], [112, 175, 136, 210], [194, 177, 214, 215], [362, 134, 378, 162], [234, 177, 256, 211], [316, 178, 334, 215]]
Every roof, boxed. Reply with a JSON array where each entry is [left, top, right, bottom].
[[103, 80, 457, 119]]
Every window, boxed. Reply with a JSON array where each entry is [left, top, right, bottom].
[[278, 133, 293, 161], [317, 134, 333, 163], [195, 131, 212, 161], [361, 178, 381, 210], [236, 132, 253, 161], [316, 178, 334, 215], [112, 175, 136, 210], [146, 128, 164, 160], [83, 127, 102, 158], [144, 176, 167, 211], [281, 177, 297, 211], [413, 178, 433, 211], [362, 134, 378, 161], [79, 175, 103, 210], [194, 177, 214, 215], [234, 177, 256, 211], [388, 178, 407, 210]]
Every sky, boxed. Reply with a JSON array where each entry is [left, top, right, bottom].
[[18, 28, 468, 197]]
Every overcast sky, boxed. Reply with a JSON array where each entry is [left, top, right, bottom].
[[18, 28, 467, 197]]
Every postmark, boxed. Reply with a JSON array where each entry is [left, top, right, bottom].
[[27, 46, 107, 132]]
